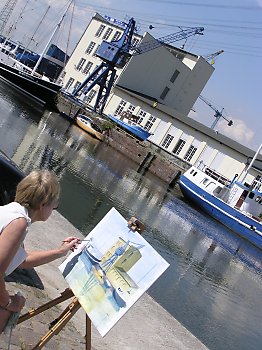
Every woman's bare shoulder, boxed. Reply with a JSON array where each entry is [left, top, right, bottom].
[[3, 217, 28, 235]]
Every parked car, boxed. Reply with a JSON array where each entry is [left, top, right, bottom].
[[0, 150, 24, 205]]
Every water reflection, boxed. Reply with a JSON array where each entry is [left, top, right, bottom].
[[0, 81, 261, 350]]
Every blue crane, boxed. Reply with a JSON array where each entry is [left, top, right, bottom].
[[72, 18, 205, 115], [199, 95, 233, 129]]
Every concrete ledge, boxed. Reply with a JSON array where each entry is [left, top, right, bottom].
[[3, 211, 208, 350]]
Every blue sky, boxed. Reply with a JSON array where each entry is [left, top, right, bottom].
[[2, 0, 262, 151]]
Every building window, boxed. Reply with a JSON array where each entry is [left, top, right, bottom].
[[64, 77, 74, 90], [162, 134, 174, 149], [85, 89, 97, 103], [127, 104, 136, 114], [144, 116, 156, 131], [112, 30, 121, 41], [184, 145, 197, 162], [103, 28, 113, 40], [114, 100, 127, 115], [95, 24, 105, 37], [73, 81, 81, 93], [113, 74, 118, 84], [132, 38, 140, 47], [160, 87, 170, 100], [137, 109, 147, 124], [170, 69, 180, 83], [83, 61, 93, 75], [93, 44, 100, 57], [85, 41, 96, 55], [75, 58, 86, 71], [173, 139, 186, 155]]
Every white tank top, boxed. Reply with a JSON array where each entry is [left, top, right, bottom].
[[0, 202, 31, 275]]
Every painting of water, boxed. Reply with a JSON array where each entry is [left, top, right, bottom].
[[59, 207, 169, 336]]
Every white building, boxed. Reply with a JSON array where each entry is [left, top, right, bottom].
[[62, 13, 142, 102], [62, 13, 261, 183]]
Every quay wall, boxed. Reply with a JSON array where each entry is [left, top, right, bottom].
[[56, 93, 190, 185]]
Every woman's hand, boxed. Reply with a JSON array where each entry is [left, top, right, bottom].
[[6, 294, 26, 313], [59, 236, 81, 255]]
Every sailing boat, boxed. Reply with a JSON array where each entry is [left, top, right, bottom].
[[0, 2, 72, 109], [178, 143, 262, 249]]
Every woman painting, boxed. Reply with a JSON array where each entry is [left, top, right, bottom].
[[0, 169, 80, 334]]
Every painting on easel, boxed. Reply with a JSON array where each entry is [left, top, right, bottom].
[[59, 207, 169, 336]]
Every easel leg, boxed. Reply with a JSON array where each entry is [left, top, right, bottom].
[[86, 315, 91, 350], [32, 297, 81, 349], [18, 289, 92, 350], [18, 288, 74, 324]]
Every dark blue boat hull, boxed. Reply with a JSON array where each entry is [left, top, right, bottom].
[[0, 62, 61, 108]]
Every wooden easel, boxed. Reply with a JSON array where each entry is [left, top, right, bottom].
[[17, 288, 91, 350], [17, 216, 144, 349]]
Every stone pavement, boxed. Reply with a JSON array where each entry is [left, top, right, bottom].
[[1, 282, 85, 350], [1, 211, 208, 350]]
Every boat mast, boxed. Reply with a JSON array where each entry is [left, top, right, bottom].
[[18, 5, 50, 62], [1, 0, 29, 46], [241, 143, 262, 183], [31, 0, 72, 76], [0, 0, 18, 36]]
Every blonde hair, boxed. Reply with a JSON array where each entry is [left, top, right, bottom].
[[15, 170, 60, 210]]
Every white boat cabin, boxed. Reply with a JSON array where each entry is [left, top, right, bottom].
[[185, 162, 262, 222]]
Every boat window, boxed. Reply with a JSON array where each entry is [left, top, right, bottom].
[[190, 169, 194, 174], [193, 171, 197, 176], [202, 178, 209, 185], [206, 181, 216, 188], [255, 196, 261, 202], [213, 186, 222, 194], [248, 192, 255, 199]]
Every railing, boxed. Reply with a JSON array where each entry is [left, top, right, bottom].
[[197, 161, 231, 186], [251, 178, 262, 192]]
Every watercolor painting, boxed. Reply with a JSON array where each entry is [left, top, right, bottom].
[[59, 207, 169, 336]]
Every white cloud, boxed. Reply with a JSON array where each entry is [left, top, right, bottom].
[[217, 118, 254, 147], [189, 110, 256, 149]]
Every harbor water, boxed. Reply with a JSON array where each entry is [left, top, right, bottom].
[[0, 81, 261, 350]]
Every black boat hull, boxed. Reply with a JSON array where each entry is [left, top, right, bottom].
[[0, 62, 61, 109]]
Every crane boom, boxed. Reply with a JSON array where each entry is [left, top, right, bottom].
[[203, 50, 224, 65], [199, 95, 233, 129], [133, 27, 204, 55], [72, 21, 205, 115]]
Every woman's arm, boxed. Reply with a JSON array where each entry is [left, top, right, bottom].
[[0, 218, 27, 310], [19, 236, 80, 269]]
